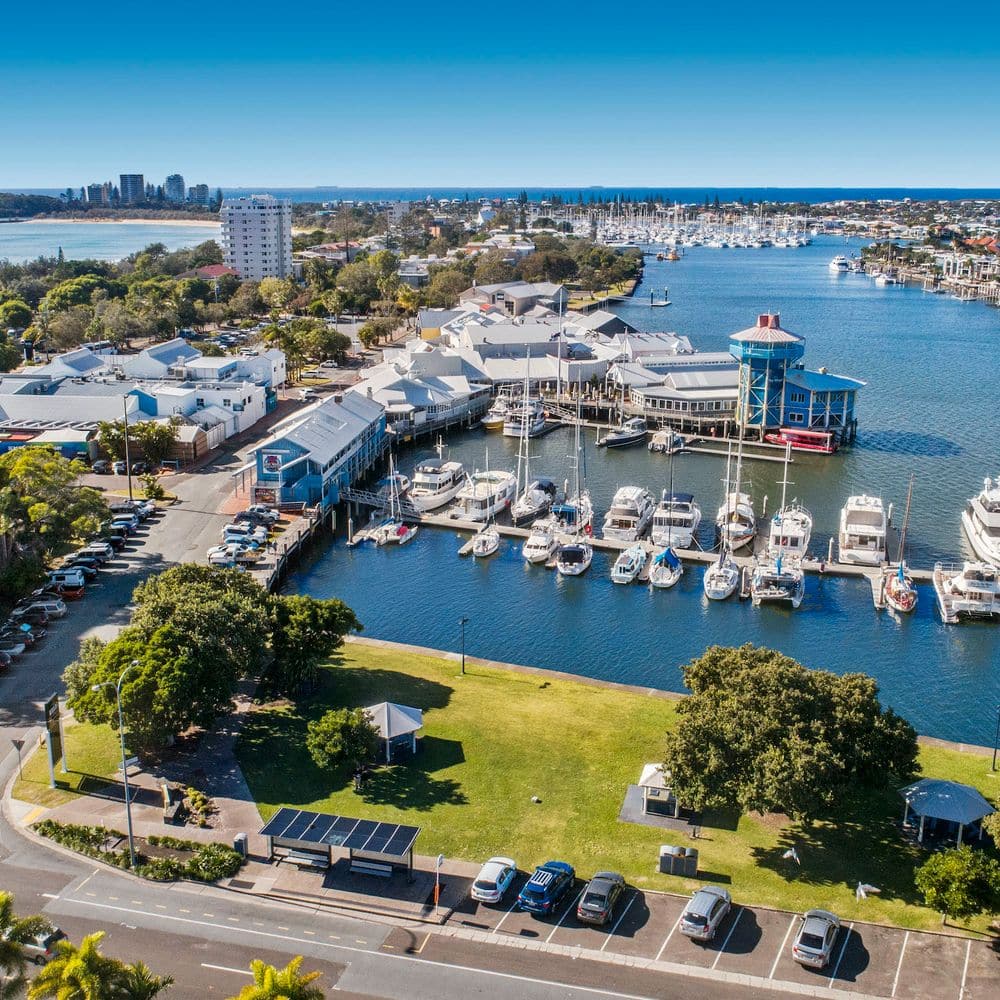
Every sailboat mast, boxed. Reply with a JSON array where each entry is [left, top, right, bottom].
[[779, 440, 792, 512], [899, 473, 914, 564]]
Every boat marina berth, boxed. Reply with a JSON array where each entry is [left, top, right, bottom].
[[602, 486, 655, 541]]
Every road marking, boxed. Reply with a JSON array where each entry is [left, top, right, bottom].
[[22, 806, 47, 825], [85, 892, 96, 897], [179, 908, 191, 914], [546, 889, 585, 943], [355, 939, 367, 945], [958, 939, 972, 1000], [201, 964, 252, 976], [41, 893, 59, 900], [492, 896, 520, 933], [654, 909, 685, 962], [413, 933, 430, 954], [769, 914, 797, 979], [108, 896, 119, 901], [227, 917, 240, 923], [601, 894, 637, 952], [131, 899, 143, 905], [891, 930, 909, 997], [202, 912, 214, 918], [828, 923, 854, 985], [712, 907, 744, 969], [303, 929, 315, 935], [383, 944, 396, 950], [328, 934, 340, 940]]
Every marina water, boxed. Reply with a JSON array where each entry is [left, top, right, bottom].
[[290, 235, 998, 745]]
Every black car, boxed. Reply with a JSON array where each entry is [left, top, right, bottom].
[[91, 460, 112, 474], [100, 532, 128, 549], [130, 462, 149, 475], [9, 608, 49, 625], [65, 556, 103, 573], [577, 872, 626, 926], [0, 651, 12, 669], [234, 510, 272, 527], [60, 562, 98, 580]]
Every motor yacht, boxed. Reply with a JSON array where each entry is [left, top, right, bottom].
[[828, 255, 850, 274], [555, 538, 593, 576], [651, 492, 702, 550], [933, 561, 1000, 622], [599, 416, 647, 449], [611, 544, 647, 584], [457, 470, 517, 522], [511, 478, 558, 527], [482, 394, 511, 431], [602, 486, 655, 542], [838, 495, 887, 565], [409, 460, 465, 511], [649, 547, 683, 589], [750, 556, 805, 609], [471, 524, 500, 558], [503, 397, 546, 438], [522, 517, 560, 564], [961, 475, 1000, 565], [703, 552, 740, 601], [767, 504, 813, 561], [648, 430, 685, 454]]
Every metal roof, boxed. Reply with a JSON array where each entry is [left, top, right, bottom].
[[364, 702, 424, 740], [260, 808, 420, 857], [899, 779, 995, 825]]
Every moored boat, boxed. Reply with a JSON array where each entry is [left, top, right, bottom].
[[649, 547, 683, 589], [599, 416, 647, 449], [838, 495, 887, 566], [457, 469, 517, 522], [522, 517, 560, 564], [409, 458, 465, 511], [651, 492, 701, 550], [960, 474, 1000, 566], [602, 486, 655, 542], [472, 524, 500, 558], [750, 555, 805, 608], [703, 553, 739, 601], [611, 543, 647, 584], [933, 561, 1000, 623], [503, 397, 546, 438], [555, 538, 592, 576]]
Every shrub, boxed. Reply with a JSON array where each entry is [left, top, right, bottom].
[[135, 857, 182, 881], [141, 473, 166, 501], [186, 843, 243, 881]]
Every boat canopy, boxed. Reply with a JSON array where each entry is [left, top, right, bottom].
[[655, 548, 681, 569], [662, 492, 694, 505]]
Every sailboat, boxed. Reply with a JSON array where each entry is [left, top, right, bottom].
[[471, 449, 501, 558], [373, 455, 418, 546], [704, 444, 740, 600], [751, 441, 806, 608], [649, 546, 683, 588], [511, 352, 557, 526], [551, 393, 593, 532], [884, 475, 918, 613], [555, 394, 593, 576], [715, 434, 755, 551]]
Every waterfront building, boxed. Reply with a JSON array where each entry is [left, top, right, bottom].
[[119, 173, 146, 205], [729, 313, 863, 442], [86, 182, 112, 205], [220, 195, 293, 280], [459, 280, 568, 317], [188, 183, 211, 205], [165, 173, 186, 202], [250, 393, 386, 509]]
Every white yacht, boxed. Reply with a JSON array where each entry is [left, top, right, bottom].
[[522, 517, 560, 564], [471, 524, 500, 558], [602, 486, 655, 542], [372, 456, 417, 546], [555, 538, 593, 576], [599, 416, 647, 449], [961, 475, 1000, 565], [482, 394, 511, 431], [649, 547, 683, 589], [767, 444, 813, 561], [611, 544, 647, 584], [409, 460, 465, 511], [511, 478, 557, 526], [457, 470, 517, 522], [503, 397, 546, 438], [828, 255, 850, 274], [716, 492, 756, 551], [750, 557, 805, 609], [651, 492, 702, 550], [838, 495, 887, 565], [933, 562, 1000, 623], [703, 552, 740, 601]]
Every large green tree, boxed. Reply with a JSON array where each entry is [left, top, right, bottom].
[[231, 957, 323, 1000], [0, 298, 32, 330], [0, 892, 51, 1000], [270, 594, 361, 693], [914, 846, 1000, 924], [663, 645, 919, 821], [306, 708, 380, 773]]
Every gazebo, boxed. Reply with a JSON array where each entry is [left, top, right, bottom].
[[899, 778, 995, 846], [365, 702, 424, 763]]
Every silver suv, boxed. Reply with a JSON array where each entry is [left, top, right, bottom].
[[678, 886, 732, 942], [22, 927, 66, 965], [792, 909, 841, 968]]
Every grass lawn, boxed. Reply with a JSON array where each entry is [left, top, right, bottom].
[[237, 643, 1000, 936], [13, 718, 121, 809]]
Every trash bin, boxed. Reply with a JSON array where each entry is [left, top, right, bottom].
[[682, 847, 699, 877], [233, 832, 248, 859], [659, 844, 685, 874], [658, 845, 673, 874]]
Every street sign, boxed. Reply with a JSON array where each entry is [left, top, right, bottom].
[[43, 693, 61, 788]]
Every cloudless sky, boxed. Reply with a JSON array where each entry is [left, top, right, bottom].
[[5, 1, 999, 188]]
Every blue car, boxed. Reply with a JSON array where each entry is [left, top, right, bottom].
[[516, 861, 575, 916]]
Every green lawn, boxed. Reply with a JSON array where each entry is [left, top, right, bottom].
[[13, 719, 121, 809], [237, 644, 1000, 936]]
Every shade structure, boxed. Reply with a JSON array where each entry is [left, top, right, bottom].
[[899, 779, 995, 845], [364, 702, 423, 762]]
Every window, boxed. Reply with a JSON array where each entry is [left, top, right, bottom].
[[789, 391, 807, 404], [788, 412, 805, 424]]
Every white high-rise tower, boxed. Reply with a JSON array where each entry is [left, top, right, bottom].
[[220, 194, 293, 281]]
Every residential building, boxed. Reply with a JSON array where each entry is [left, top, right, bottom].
[[164, 174, 186, 202], [188, 184, 211, 206], [119, 174, 146, 205], [86, 183, 111, 205], [221, 195, 293, 280]]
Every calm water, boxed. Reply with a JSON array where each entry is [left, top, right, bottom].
[[289, 236, 1000, 745], [0, 222, 220, 263]]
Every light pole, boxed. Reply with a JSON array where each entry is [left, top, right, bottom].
[[122, 395, 134, 502], [459, 617, 469, 676], [93, 659, 140, 867]]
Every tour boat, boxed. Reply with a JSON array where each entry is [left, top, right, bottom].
[[838, 495, 887, 566], [555, 539, 593, 576], [611, 544, 647, 584], [828, 255, 850, 273], [750, 555, 805, 609], [883, 474, 917, 613], [961, 474, 1000, 566], [763, 427, 837, 455], [471, 524, 500, 559], [933, 561, 1000, 622], [457, 468, 517, 522], [409, 454, 466, 512], [599, 416, 648, 449], [522, 517, 560, 564], [703, 551, 740, 601], [602, 486, 655, 542], [649, 547, 683, 589], [651, 492, 702, 550]]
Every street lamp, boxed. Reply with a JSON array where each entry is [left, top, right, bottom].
[[92, 659, 140, 867], [459, 617, 469, 676]]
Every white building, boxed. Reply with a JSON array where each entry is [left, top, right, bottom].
[[221, 195, 293, 281]]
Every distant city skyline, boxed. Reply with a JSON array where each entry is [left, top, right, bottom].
[[6, 2, 1000, 188]]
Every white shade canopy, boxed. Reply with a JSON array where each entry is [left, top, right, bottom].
[[365, 702, 424, 740]]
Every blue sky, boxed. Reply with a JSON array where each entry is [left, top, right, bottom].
[[5, 1, 999, 188]]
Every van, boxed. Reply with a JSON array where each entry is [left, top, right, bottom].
[[48, 569, 86, 588]]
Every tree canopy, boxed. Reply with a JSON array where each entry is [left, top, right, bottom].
[[914, 846, 1000, 924], [306, 708, 380, 771], [231, 957, 323, 1000], [663, 645, 919, 821]]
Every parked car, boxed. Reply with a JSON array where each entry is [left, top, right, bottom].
[[792, 910, 841, 969], [298, 388, 318, 402], [222, 523, 268, 544], [21, 926, 66, 965], [112, 460, 127, 475], [60, 562, 97, 580], [100, 530, 128, 548], [679, 886, 732, 942], [110, 515, 139, 533], [47, 569, 87, 589], [130, 461, 149, 475], [9, 607, 49, 625], [64, 556, 103, 574], [576, 871, 626, 926], [471, 857, 517, 904], [244, 504, 280, 523], [79, 542, 113, 561], [12, 598, 67, 619], [0, 641, 26, 658], [91, 460, 111, 474], [516, 861, 575, 917]]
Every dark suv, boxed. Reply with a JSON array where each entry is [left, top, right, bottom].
[[516, 861, 575, 917]]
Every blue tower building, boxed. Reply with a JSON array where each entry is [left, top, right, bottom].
[[729, 313, 863, 446]]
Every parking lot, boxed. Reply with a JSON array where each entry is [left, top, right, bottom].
[[449, 874, 997, 998]]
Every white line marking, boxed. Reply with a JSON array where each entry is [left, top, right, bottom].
[[654, 909, 685, 962], [201, 964, 252, 976], [41, 893, 59, 899], [712, 907, 743, 969], [601, 894, 637, 952], [492, 895, 520, 933], [891, 930, 909, 997], [546, 889, 585, 943], [958, 939, 972, 1000], [828, 923, 854, 985], [769, 914, 797, 979]]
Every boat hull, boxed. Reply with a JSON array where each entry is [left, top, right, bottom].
[[409, 481, 465, 512], [961, 509, 1000, 566]]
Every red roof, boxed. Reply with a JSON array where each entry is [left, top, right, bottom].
[[195, 264, 239, 279]]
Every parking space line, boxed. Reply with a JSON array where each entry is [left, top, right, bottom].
[[769, 914, 797, 979], [492, 897, 520, 934], [711, 907, 743, 970], [958, 939, 971, 1000], [654, 910, 685, 962], [546, 889, 585, 943], [600, 894, 637, 952], [828, 923, 854, 985], [891, 930, 909, 997]]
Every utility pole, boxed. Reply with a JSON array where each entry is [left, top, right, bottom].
[[459, 616, 469, 676], [122, 395, 134, 502]]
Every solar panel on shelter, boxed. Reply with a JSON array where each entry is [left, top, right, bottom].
[[260, 809, 419, 859]]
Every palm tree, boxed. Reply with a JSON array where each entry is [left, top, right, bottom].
[[27, 931, 122, 1000], [0, 891, 51, 1000], [114, 962, 174, 1000], [231, 957, 323, 1000]]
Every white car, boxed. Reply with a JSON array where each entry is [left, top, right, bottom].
[[792, 909, 841, 968], [471, 857, 517, 904], [221, 523, 268, 543]]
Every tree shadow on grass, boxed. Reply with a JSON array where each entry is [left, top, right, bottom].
[[359, 764, 467, 812], [313, 666, 454, 714]]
